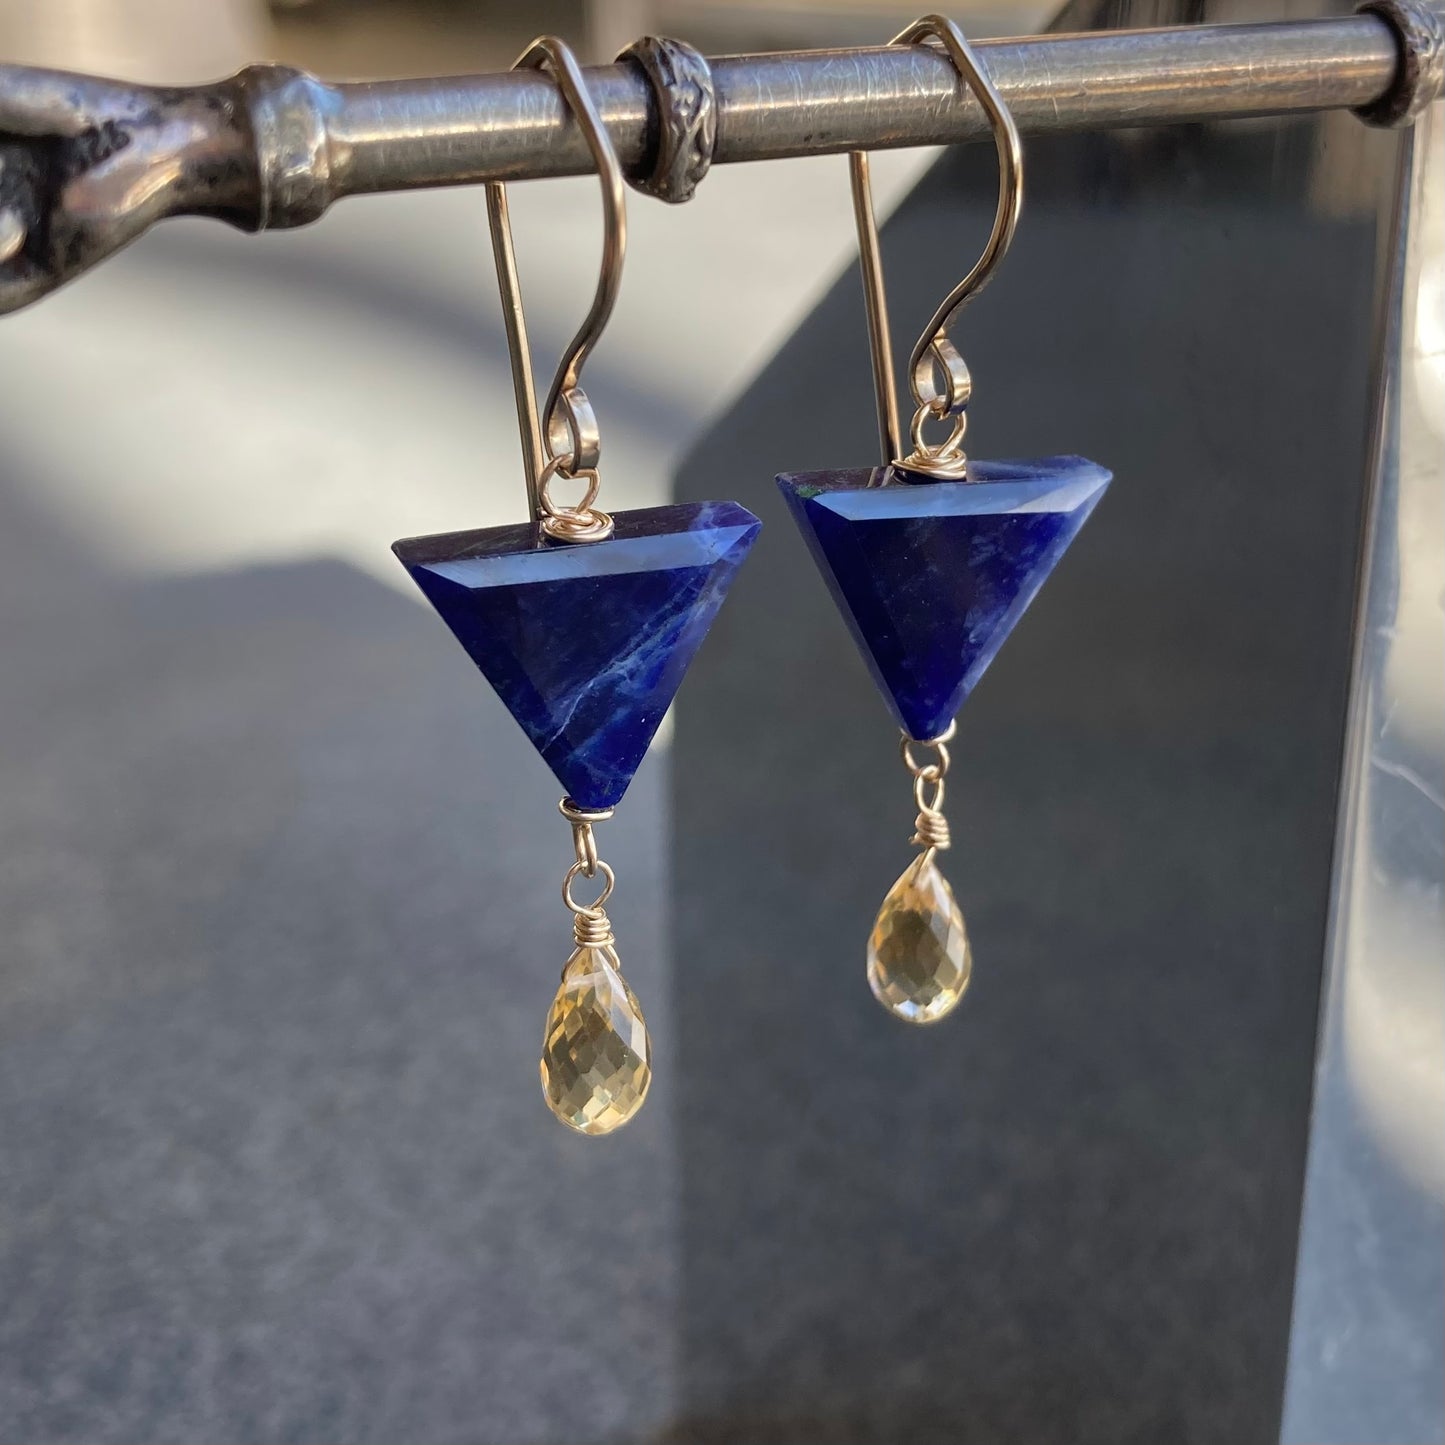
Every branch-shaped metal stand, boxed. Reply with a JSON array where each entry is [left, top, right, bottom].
[[0, 3, 1439, 315]]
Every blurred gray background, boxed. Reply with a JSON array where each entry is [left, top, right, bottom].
[[0, 2, 1440, 1444]]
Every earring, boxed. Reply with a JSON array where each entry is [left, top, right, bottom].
[[392, 37, 759, 1135], [777, 16, 1110, 1025]]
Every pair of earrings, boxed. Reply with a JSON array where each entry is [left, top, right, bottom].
[[392, 19, 1110, 1137]]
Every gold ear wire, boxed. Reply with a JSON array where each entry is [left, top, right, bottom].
[[850, 14, 1023, 479], [485, 35, 626, 543]]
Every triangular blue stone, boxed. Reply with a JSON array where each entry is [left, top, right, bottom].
[[394, 501, 760, 809], [777, 457, 1110, 740]]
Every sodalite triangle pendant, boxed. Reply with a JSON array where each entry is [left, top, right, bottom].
[[777, 457, 1110, 739], [394, 500, 761, 809]]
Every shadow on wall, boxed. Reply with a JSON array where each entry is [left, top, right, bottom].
[[0, 428, 687, 1442]]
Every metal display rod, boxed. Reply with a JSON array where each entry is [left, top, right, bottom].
[[0, 3, 1440, 314]]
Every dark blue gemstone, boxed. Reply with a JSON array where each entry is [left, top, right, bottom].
[[777, 457, 1110, 740], [394, 501, 761, 809]]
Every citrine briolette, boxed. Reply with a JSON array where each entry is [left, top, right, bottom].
[[867, 851, 972, 1024], [540, 943, 652, 1135]]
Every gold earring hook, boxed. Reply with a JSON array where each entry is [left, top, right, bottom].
[[849, 14, 1023, 479], [485, 35, 626, 543]]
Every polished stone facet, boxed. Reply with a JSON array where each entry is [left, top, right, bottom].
[[394, 501, 761, 809], [777, 458, 1110, 739], [540, 945, 652, 1136], [867, 852, 972, 1024]]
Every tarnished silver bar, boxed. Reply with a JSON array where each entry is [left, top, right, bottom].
[[0, 6, 1441, 313], [325, 18, 1404, 197]]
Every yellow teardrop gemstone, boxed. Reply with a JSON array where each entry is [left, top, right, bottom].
[[540, 944, 652, 1136], [867, 853, 972, 1024]]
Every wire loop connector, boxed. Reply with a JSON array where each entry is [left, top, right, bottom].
[[901, 719, 957, 854]]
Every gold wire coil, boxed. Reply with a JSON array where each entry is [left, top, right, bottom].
[[572, 910, 616, 948], [537, 458, 616, 543], [911, 809, 952, 851], [543, 508, 616, 544], [907, 406, 969, 479]]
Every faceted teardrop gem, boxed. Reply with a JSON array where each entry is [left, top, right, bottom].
[[540, 945, 652, 1136], [867, 853, 972, 1024], [776, 457, 1110, 740], [393, 501, 761, 810]]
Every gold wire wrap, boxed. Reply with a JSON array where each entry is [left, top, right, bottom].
[[912, 809, 952, 851], [560, 798, 614, 876], [559, 798, 618, 944], [536, 456, 615, 544], [901, 719, 956, 852], [572, 910, 616, 948]]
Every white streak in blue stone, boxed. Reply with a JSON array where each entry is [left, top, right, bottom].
[[528, 584, 699, 757], [392, 501, 761, 809]]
